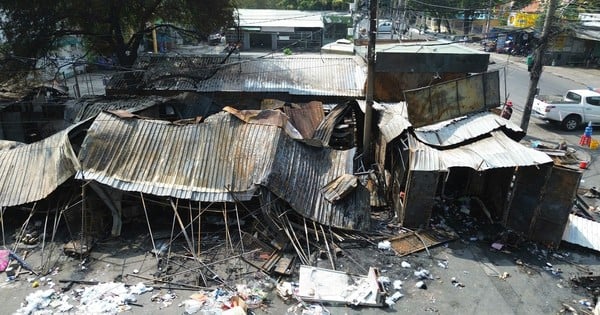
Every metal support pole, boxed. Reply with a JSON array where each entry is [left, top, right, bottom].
[[363, 0, 377, 166]]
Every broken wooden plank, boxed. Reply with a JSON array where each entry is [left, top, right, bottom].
[[273, 255, 295, 275], [388, 228, 458, 257]]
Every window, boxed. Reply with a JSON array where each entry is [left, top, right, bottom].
[[566, 92, 581, 102], [587, 96, 600, 106]]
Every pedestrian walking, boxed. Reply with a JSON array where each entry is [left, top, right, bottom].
[[527, 54, 534, 72]]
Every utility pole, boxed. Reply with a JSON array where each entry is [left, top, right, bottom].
[[363, 0, 377, 165], [520, 0, 558, 133], [485, 0, 492, 36]]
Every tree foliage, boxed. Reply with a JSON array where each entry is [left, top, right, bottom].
[[0, 0, 235, 80]]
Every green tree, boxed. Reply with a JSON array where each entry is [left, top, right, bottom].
[[0, 0, 235, 81]]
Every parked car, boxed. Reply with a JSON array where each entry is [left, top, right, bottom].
[[208, 33, 222, 46], [378, 21, 393, 33], [532, 89, 600, 130]]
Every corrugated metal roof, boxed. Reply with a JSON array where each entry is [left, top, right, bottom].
[[408, 131, 553, 171], [264, 140, 370, 230], [562, 214, 600, 252], [0, 124, 81, 207], [237, 9, 324, 29], [374, 102, 411, 143], [414, 112, 525, 147], [76, 111, 368, 230], [108, 55, 366, 97], [65, 95, 169, 123], [283, 101, 324, 139], [77, 111, 277, 202], [313, 101, 356, 147], [375, 103, 522, 146]]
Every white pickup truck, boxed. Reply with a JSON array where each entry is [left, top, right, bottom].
[[532, 89, 600, 130]]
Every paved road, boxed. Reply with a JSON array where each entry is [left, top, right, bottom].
[[483, 47, 600, 195]]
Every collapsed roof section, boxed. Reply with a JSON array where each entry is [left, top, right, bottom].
[[76, 109, 369, 230], [0, 123, 83, 207], [407, 131, 553, 171]]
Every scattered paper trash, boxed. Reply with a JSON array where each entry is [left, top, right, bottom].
[[491, 243, 504, 250], [401, 261, 411, 268], [385, 291, 404, 306], [415, 281, 427, 289], [393, 280, 403, 290], [378, 241, 391, 250], [451, 277, 465, 288], [414, 269, 432, 280]]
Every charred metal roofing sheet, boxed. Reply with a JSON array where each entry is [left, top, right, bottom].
[[0, 125, 80, 207], [111, 55, 366, 97], [77, 111, 277, 202], [65, 95, 169, 123], [414, 112, 524, 147], [374, 102, 411, 143], [408, 131, 552, 171], [76, 111, 368, 229]]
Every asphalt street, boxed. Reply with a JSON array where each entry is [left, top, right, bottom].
[[483, 46, 600, 195]]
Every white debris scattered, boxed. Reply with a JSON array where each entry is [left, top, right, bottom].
[[378, 276, 391, 285], [437, 260, 448, 269], [129, 282, 153, 295], [377, 241, 391, 250], [79, 282, 136, 314], [393, 280, 403, 290], [385, 291, 404, 307], [400, 261, 411, 268], [415, 281, 427, 289], [180, 299, 204, 314], [14, 289, 65, 315], [414, 269, 432, 280]]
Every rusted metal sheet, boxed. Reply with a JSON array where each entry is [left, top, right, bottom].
[[404, 72, 501, 128], [0, 123, 83, 207], [108, 54, 366, 97], [529, 166, 582, 247], [77, 111, 280, 202], [65, 95, 166, 123], [77, 111, 369, 230], [376, 103, 524, 147], [389, 228, 458, 256], [504, 165, 553, 234], [401, 170, 439, 228], [374, 72, 466, 102], [313, 101, 356, 147], [282, 101, 324, 139], [320, 174, 358, 203], [264, 141, 370, 230]]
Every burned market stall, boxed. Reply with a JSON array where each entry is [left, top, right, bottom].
[[374, 72, 582, 247]]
